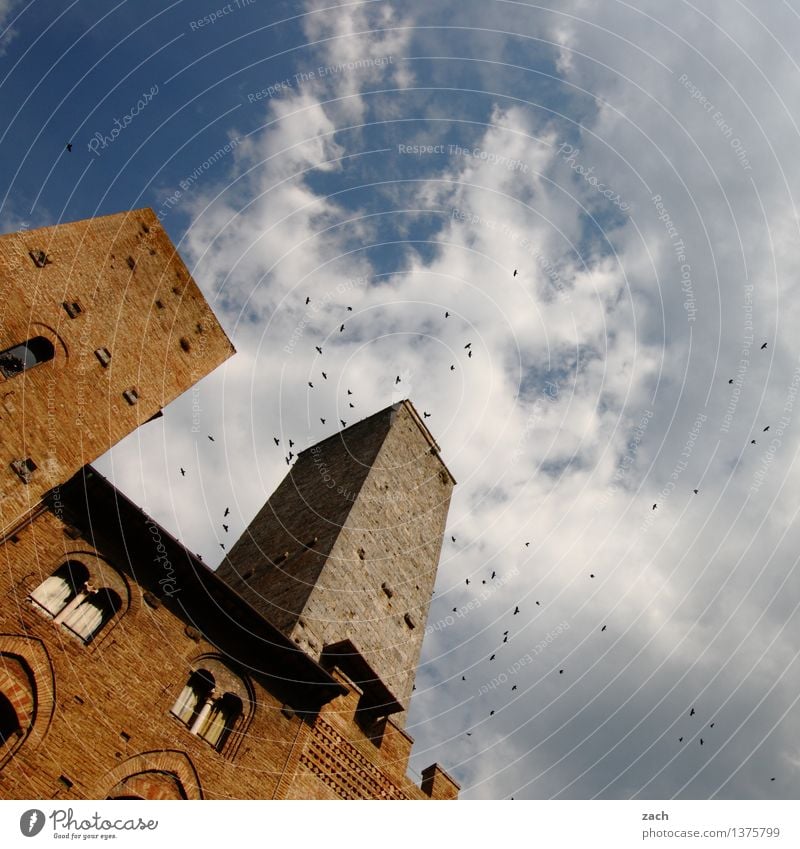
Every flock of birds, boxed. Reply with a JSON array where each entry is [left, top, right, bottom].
[[171, 269, 779, 789]]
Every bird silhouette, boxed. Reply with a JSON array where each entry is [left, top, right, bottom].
[[590, 573, 595, 578], [465, 343, 472, 349], [761, 342, 767, 349], [273, 437, 280, 445], [751, 439, 756, 444], [347, 306, 353, 311], [462, 676, 466, 681], [395, 375, 401, 384], [66, 143, 73, 152], [340, 324, 345, 332], [652, 503, 657, 510], [315, 346, 322, 354], [286, 457, 290, 465], [466, 732, 472, 736], [305, 296, 311, 304], [208, 435, 215, 441], [349, 402, 354, 408], [490, 710, 495, 716], [559, 669, 564, 674], [223, 524, 229, 533], [491, 571, 496, 579], [220, 543, 225, 550], [502, 635, 508, 643], [347, 389, 352, 395], [224, 507, 229, 517], [490, 654, 495, 661], [763, 426, 769, 431], [451, 536, 456, 542], [710, 722, 714, 728], [180, 467, 186, 477], [289, 439, 294, 447], [690, 707, 695, 716], [320, 418, 326, 424], [423, 411, 431, 418], [513, 269, 517, 277], [771, 777, 776, 781], [308, 382, 314, 388], [445, 311, 450, 318], [340, 420, 346, 427], [450, 365, 455, 371], [511, 684, 517, 690], [468, 350, 472, 358], [322, 372, 327, 380], [700, 738, 704, 746], [728, 378, 734, 384], [466, 578, 470, 585], [679, 737, 683, 742], [693, 489, 699, 494], [513, 606, 519, 615], [601, 625, 607, 632], [288, 451, 294, 460], [525, 542, 530, 547]]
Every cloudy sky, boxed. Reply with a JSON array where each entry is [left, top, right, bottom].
[[2, 0, 800, 800]]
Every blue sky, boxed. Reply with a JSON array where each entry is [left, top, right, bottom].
[[3, 0, 800, 801]]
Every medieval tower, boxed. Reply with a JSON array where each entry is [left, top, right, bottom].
[[0, 210, 459, 800]]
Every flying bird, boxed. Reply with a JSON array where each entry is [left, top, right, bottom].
[[180, 467, 186, 477], [464, 343, 472, 349], [66, 143, 73, 152], [763, 426, 769, 431], [761, 342, 767, 349], [315, 346, 322, 354], [693, 489, 699, 494], [466, 578, 470, 585], [652, 503, 657, 510], [423, 411, 431, 418], [468, 350, 472, 358], [349, 402, 354, 408], [490, 710, 495, 716], [679, 737, 683, 742], [690, 707, 695, 716], [559, 669, 564, 674], [305, 296, 311, 305], [340, 324, 345, 332], [590, 573, 595, 578], [601, 625, 607, 632], [525, 542, 530, 547], [751, 439, 756, 444], [289, 439, 294, 447], [340, 420, 346, 427], [347, 306, 353, 311], [223, 524, 228, 533], [491, 571, 496, 579], [513, 606, 519, 615], [208, 435, 214, 441], [224, 507, 229, 517], [490, 654, 495, 661], [513, 269, 517, 277], [511, 684, 517, 691], [451, 536, 456, 542], [322, 372, 327, 380], [308, 382, 314, 388], [450, 365, 455, 371], [273, 437, 280, 446], [445, 311, 450, 318], [320, 418, 326, 424], [220, 543, 225, 550], [347, 389, 352, 395], [700, 738, 704, 746]]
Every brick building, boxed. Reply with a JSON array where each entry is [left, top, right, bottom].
[[0, 210, 459, 800]]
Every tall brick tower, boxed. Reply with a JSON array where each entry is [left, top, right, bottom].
[[218, 400, 455, 719], [0, 208, 234, 537]]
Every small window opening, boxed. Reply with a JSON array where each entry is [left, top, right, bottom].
[[63, 301, 82, 319], [122, 388, 139, 405], [29, 250, 51, 267], [10, 457, 36, 483], [0, 336, 55, 378], [94, 348, 111, 367]]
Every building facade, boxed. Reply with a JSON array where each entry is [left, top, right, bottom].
[[0, 210, 458, 800]]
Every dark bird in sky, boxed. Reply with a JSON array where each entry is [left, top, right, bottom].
[[320, 418, 326, 424], [220, 543, 225, 550], [502, 635, 508, 643], [450, 365, 455, 371], [452, 536, 456, 542], [468, 350, 472, 358], [305, 296, 310, 304], [452, 608, 457, 612], [223, 524, 229, 533], [224, 507, 229, 517], [590, 573, 595, 578], [679, 737, 683, 742], [315, 346, 322, 354], [693, 489, 699, 494], [462, 676, 466, 681], [349, 402, 354, 408], [490, 710, 495, 716], [340, 420, 346, 427], [396, 375, 401, 384], [347, 306, 352, 311], [511, 685, 517, 691], [180, 467, 186, 477], [513, 606, 519, 615], [322, 372, 327, 380], [559, 669, 564, 674], [771, 777, 776, 781], [466, 732, 472, 736], [208, 435, 214, 441], [308, 382, 314, 388], [601, 625, 607, 632], [465, 343, 472, 349], [66, 143, 72, 152], [286, 457, 290, 465], [700, 738, 704, 746], [288, 451, 294, 460], [503, 630, 509, 635], [423, 411, 431, 418], [490, 654, 495, 661], [763, 426, 769, 431], [536, 601, 540, 606], [273, 437, 280, 445], [445, 311, 450, 318], [690, 707, 695, 716], [710, 722, 715, 728], [513, 269, 517, 277], [751, 439, 756, 444], [652, 503, 657, 510], [289, 439, 294, 447], [466, 578, 470, 585], [491, 571, 496, 579], [340, 324, 345, 332], [525, 542, 530, 547], [728, 378, 734, 384], [347, 389, 352, 395], [761, 342, 767, 349]]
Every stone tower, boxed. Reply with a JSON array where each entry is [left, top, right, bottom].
[[0, 208, 234, 537], [218, 400, 456, 718]]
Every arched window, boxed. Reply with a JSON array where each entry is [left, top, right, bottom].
[[170, 660, 250, 755], [199, 693, 242, 750], [61, 589, 122, 644], [30, 561, 89, 618], [170, 670, 214, 727], [0, 336, 54, 379], [29, 560, 125, 645]]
